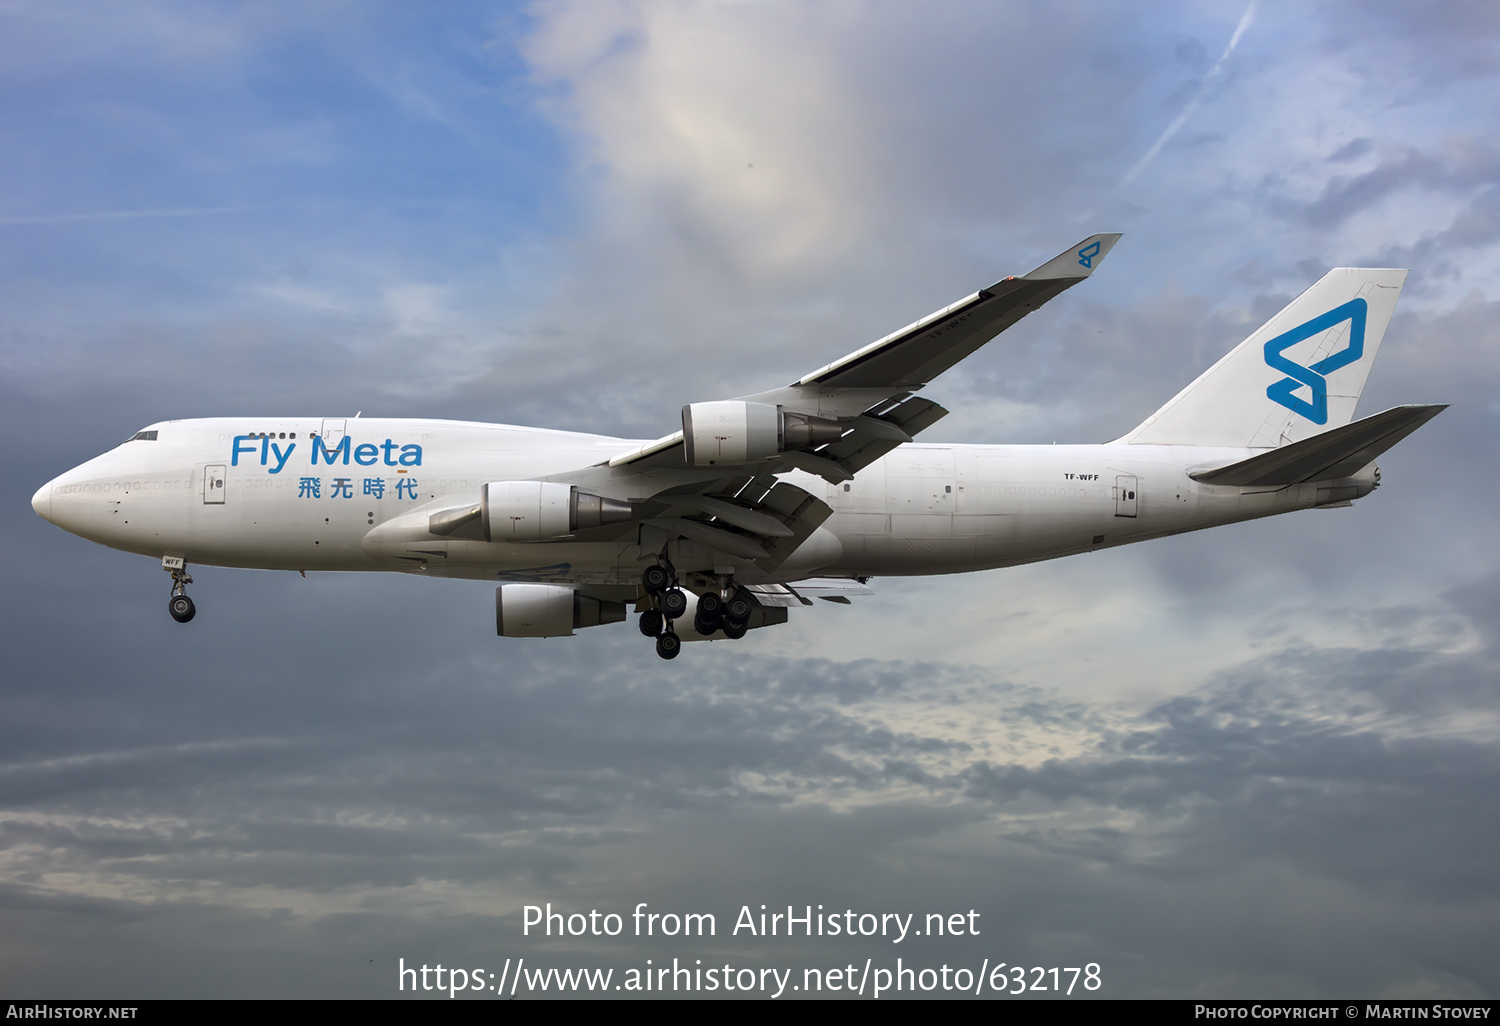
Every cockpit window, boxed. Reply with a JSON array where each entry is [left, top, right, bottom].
[[126, 430, 159, 442]]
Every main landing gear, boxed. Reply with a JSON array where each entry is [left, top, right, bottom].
[[692, 586, 753, 638], [638, 563, 756, 659], [165, 561, 196, 623], [640, 562, 683, 659]]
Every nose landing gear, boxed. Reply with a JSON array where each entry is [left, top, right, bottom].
[[169, 594, 196, 623], [164, 558, 196, 623]]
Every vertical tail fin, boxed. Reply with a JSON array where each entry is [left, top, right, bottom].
[[1117, 268, 1408, 447]]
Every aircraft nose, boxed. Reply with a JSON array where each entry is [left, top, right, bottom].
[[31, 480, 53, 522]]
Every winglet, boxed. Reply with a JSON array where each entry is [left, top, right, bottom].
[[1022, 233, 1123, 281]]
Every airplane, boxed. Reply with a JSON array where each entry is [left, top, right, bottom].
[[30, 235, 1445, 659]]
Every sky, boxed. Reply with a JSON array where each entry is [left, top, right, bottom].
[[3, 0, 1499, 1000]]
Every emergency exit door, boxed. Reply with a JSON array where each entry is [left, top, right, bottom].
[[203, 464, 226, 504], [1114, 475, 1138, 518]]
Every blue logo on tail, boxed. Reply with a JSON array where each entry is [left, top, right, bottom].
[[1264, 298, 1368, 425], [1077, 241, 1101, 268]]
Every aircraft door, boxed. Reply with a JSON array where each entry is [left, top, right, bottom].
[[321, 418, 346, 442], [203, 464, 226, 504], [1114, 475, 1138, 518]]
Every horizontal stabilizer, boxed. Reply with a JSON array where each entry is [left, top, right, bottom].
[[1190, 404, 1446, 486]]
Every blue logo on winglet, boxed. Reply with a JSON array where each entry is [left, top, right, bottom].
[[1263, 298, 1368, 425], [1077, 241, 1102, 268]]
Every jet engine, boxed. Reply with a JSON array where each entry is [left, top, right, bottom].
[[481, 482, 632, 541], [495, 584, 627, 637], [681, 401, 842, 466]]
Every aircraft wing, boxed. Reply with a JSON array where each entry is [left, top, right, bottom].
[[747, 578, 876, 606], [788, 233, 1123, 389], [608, 232, 1122, 479], [530, 234, 1120, 575]]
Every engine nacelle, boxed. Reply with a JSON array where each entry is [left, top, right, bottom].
[[681, 401, 842, 467], [495, 584, 627, 637], [482, 482, 632, 541]]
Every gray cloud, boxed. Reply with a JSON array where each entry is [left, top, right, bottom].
[[3, 528, 1497, 994], [3, 0, 1499, 1001], [1267, 141, 1500, 232], [1326, 0, 1500, 83], [1366, 188, 1500, 274]]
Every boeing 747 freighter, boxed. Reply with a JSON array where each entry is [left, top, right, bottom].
[[32, 235, 1444, 658]]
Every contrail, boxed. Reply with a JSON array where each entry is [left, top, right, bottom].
[[0, 204, 259, 226], [1123, 1, 1258, 184]]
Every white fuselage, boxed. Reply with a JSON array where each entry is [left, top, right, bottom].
[[32, 417, 1373, 587]]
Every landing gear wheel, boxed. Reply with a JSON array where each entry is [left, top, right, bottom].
[[168, 595, 196, 623], [638, 609, 664, 637], [722, 621, 747, 640], [725, 592, 753, 626], [165, 562, 196, 623], [660, 588, 688, 620], [694, 591, 724, 635], [642, 565, 671, 595], [655, 631, 681, 660]]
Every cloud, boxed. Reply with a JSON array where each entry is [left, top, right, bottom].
[[1366, 188, 1500, 272], [1, 544, 1496, 994], [1278, 141, 1500, 232], [3, 0, 1500, 999], [1123, 1, 1258, 184], [491, 0, 1179, 435]]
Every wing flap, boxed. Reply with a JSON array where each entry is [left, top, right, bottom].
[[637, 477, 832, 571], [747, 481, 834, 574], [667, 495, 795, 537], [665, 518, 771, 559], [747, 577, 875, 607], [744, 584, 807, 607], [790, 578, 875, 602], [812, 396, 950, 476]]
